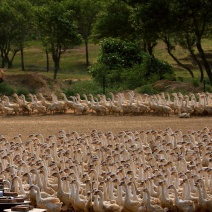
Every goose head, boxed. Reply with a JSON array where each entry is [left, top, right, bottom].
[[28, 185, 38, 191], [52, 172, 60, 178], [167, 184, 175, 190]]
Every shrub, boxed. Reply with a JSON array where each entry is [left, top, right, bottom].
[[63, 80, 103, 97], [121, 65, 145, 89], [178, 76, 184, 82], [16, 88, 29, 96], [99, 38, 142, 69], [89, 63, 122, 88], [120, 54, 175, 89], [89, 38, 175, 90], [140, 52, 175, 80], [136, 84, 159, 95], [205, 84, 212, 92], [0, 82, 15, 96], [192, 78, 200, 87]]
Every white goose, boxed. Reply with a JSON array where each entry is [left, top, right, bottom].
[[94, 190, 122, 212], [29, 185, 62, 212], [51, 172, 72, 211], [167, 184, 195, 212]]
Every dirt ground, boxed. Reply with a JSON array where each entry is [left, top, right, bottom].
[[1, 112, 211, 141]]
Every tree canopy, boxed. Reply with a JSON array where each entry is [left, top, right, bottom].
[[33, 0, 82, 79], [89, 38, 175, 89], [126, 0, 212, 84], [0, 0, 33, 68]]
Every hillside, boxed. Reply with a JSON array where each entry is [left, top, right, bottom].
[[6, 72, 70, 95]]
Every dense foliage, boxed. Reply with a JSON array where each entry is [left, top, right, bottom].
[[0, 0, 33, 68], [89, 38, 175, 89], [99, 38, 142, 69]]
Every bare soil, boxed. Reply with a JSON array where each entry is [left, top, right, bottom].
[[6, 73, 66, 96], [1, 112, 211, 140]]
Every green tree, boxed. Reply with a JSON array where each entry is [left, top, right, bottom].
[[34, 0, 82, 80], [128, 0, 165, 55], [92, 0, 135, 41], [128, 0, 212, 84], [0, 0, 33, 69], [70, 0, 101, 66], [89, 38, 142, 87], [99, 38, 142, 68], [172, 0, 212, 84], [89, 38, 174, 89]]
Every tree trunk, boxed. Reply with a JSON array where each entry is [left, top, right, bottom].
[[143, 41, 147, 52], [185, 36, 204, 82], [21, 47, 25, 71], [147, 42, 157, 56], [0, 49, 5, 67], [3, 49, 10, 68], [196, 39, 212, 85], [46, 49, 49, 72], [53, 65, 58, 80], [168, 50, 194, 78], [53, 55, 59, 80], [164, 37, 194, 78], [189, 52, 204, 82], [85, 40, 89, 67], [52, 52, 61, 80], [8, 50, 19, 69], [190, 8, 212, 84]]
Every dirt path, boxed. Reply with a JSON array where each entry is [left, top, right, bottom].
[[1, 113, 211, 140]]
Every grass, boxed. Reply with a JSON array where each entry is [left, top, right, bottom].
[[154, 38, 212, 81], [11, 41, 100, 80], [10, 39, 212, 80]]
